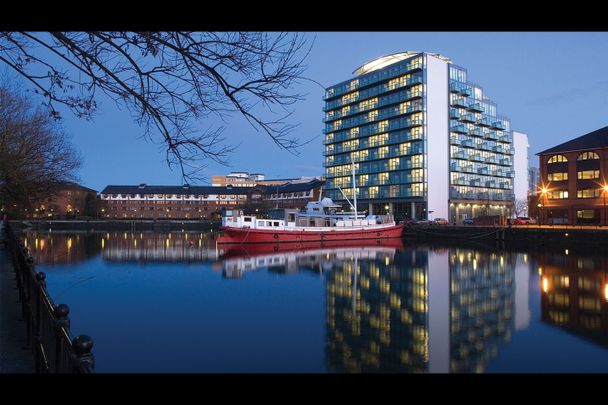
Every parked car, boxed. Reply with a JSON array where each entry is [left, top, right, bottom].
[[433, 218, 449, 225], [462, 218, 474, 225], [514, 216, 537, 225], [417, 219, 430, 225], [403, 219, 418, 226]]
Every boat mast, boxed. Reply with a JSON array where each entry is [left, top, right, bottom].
[[351, 161, 358, 220]]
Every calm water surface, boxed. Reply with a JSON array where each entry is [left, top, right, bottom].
[[22, 230, 608, 373]]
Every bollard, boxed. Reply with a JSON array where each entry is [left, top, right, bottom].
[[72, 335, 95, 373], [54, 304, 70, 372]]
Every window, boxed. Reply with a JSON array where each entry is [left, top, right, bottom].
[[577, 189, 600, 199], [577, 151, 600, 160], [577, 170, 600, 179], [548, 172, 568, 181], [577, 209, 596, 218], [547, 155, 568, 163], [547, 190, 568, 199]]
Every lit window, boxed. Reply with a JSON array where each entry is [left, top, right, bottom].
[[547, 155, 568, 163], [577, 151, 600, 161], [577, 170, 600, 179], [548, 172, 568, 181]]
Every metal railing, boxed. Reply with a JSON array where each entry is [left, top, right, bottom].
[[3, 222, 95, 373]]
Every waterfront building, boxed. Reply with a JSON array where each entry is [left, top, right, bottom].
[[513, 131, 530, 217], [323, 52, 515, 223], [99, 180, 324, 219], [537, 125, 608, 225], [25, 181, 97, 219], [212, 171, 323, 187]]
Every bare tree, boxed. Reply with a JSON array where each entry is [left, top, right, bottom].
[[514, 198, 528, 217], [0, 32, 312, 180], [0, 83, 81, 211]]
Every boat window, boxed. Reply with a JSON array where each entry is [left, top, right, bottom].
[[273, 222, 280, 227], [257, 221, 264, 226], [244, 217, 252, 222], [288, 213, 296, 222]]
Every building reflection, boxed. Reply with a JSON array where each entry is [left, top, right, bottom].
[[23, 232, 102, 265], [24, 231, 219, 264], [100, 231, 218, 262], [325, 245, 520, 373], [539, 250, 608, 346]]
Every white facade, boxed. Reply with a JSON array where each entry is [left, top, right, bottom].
[[513, 131, 530, 215], [426, 54, 450, 220]]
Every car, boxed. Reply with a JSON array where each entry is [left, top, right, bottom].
[[433, 218, 449, 225], [417, 219, 430, 225], [403, 219, 418, 226], [515, 216, 536, 225], [462, 218, 474, 225]]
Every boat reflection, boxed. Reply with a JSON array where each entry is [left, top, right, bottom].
[[539, 249, 608, 346], [217, 239, 405, 279]]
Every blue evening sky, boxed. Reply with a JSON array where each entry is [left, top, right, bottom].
[[49, 32, 608, 191]]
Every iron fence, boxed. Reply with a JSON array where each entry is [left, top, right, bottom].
[[3, 222, 95, 373]]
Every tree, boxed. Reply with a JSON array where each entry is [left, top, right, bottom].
[[0, 83, 81, 213], [514, 198, 529, 218], [0, 32, 312, 180]]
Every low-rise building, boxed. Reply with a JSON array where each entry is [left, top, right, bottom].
[[537, 125, 608, 225], [27, 182, 98, 219]]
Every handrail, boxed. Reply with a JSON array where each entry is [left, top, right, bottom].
[[2, 222, 95, 373]]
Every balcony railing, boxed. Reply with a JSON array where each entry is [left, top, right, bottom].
[[468, 102, 484, 112], [469, 128, 484, 137], [491, 121, 506, 130], [460, 113, 476, 123]]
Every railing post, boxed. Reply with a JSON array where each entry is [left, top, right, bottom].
[[72, 335, 95, 373], [34, 271, 46, 372], [54, 304, 70, 373]]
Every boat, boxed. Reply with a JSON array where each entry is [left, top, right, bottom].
[[217, 162, 403, 244]]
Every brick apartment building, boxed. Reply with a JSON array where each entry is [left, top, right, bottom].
[[537, 126, 608, 225], [99, 180, 325, 219], [26, 182, 98, 219]]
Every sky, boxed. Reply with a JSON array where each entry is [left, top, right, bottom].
[[43, 32, 608, 191]]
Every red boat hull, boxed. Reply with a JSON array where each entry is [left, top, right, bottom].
[[217, 224, 404, 244]]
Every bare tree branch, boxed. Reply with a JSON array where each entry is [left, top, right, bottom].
[[0, 32, 313, 181]]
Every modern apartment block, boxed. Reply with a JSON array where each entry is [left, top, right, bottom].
[[323, 52, 516, 222]]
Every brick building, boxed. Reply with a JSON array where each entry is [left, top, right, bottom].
[[537, 126, 608, 225], [28, 182, 98, 219], [99, 180, 325, 219]]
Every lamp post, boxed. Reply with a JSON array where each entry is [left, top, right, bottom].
[[603, 185, 608, 226], [539, 187, 548, 225]]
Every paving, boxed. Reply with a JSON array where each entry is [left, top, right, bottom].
[[0, 224, 34, 373]]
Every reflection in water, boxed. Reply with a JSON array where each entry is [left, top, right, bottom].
[[22, 230, 608, 372], [24, 231, 218, 264], [24, 232, 102, 265], [539, 250, 608, 346], [325, 245, 518, 373]]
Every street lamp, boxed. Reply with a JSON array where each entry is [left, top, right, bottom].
[[603, 185, 608, 225], [539, 187, 548, 225]]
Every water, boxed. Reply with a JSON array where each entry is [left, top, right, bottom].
[[22, 231, 608, 373]]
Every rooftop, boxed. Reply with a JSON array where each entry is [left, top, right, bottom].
[[537, 125, 608, 155]]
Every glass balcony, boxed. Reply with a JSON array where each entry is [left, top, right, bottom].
[[450, 135, 460, 145], [469, 128, 484, 137], [461, 139, 474, 148], [470, 179, 481, 186], [454, 151, 469, 160], [485, 180, 496, 187], [485, 130, 498, 140], [450, 109, 461, 119], [499, 158, 511, 166], [452, 98, 468, 108], [492, 146, 504, 153], [463, 165, 474, 173], [451, 124, 468, 134], [477, 117, 492, 127], [467, 102, 484, 112], [449, 82, 461, 93], [460, 86, 471, 96], [498, 135, 511, 143], [461, 113, 476, 123], [450, 162, 461, 171], [491, 121, 506, 130], [485, 156, 497, 164], [477, 167, 489, 175]]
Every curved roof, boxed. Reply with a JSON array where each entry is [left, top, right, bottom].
[[353, 51, 451, 76]]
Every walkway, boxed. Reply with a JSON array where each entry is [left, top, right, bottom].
[[0, 224, 33, 373]]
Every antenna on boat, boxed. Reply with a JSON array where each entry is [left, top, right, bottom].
[[351, 161, 358, 220], [336, 185, 355, 212]]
